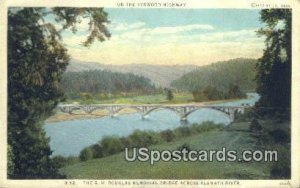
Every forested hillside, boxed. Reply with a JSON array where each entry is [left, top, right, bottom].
[[171, 58, 257, 92], [67, 60, 198, 87], [61, 70, 155, 95], [170, 58, 257, 101]]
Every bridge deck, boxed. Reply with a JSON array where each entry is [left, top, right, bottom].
[[57, 103, 251, 122]]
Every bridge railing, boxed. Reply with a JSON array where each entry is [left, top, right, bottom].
[[57, 103, 252, 122]]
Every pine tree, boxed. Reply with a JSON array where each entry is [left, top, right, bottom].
[[8, 8, 110, 178], [166, 89, 174, 101], [255, 9, 291, 118]]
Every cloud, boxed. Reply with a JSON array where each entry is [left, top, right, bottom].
[[66, 32, 264, 66], [180, 29, 261, 43], [113, 22, 214, 35], [110, 21, 146, 31], [144, 24, 214, 35], [95, 23, 215, 46], [70, 22, 214, 48], [108, 27, 261, 47], [62, 20, 264, 66]]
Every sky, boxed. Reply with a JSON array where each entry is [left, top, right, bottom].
[[59, 9, 265, 66]]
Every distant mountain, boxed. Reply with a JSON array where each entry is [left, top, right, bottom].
[[171, 58, 257, 92], [66, 59, 198, 87]]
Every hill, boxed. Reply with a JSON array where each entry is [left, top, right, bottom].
[[171, 58, 257, 92], [61, 70, 155, 95], [67, 60, 198, 87]]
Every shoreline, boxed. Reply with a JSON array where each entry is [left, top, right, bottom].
[[45, 96, 250, 123], [45, 109, 138, 123]]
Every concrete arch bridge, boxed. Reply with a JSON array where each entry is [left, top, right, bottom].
[[57, 104, 251, 122]]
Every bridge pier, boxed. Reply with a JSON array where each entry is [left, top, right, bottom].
[[228, 108, 235, 122], [179, 111, 188, 121], [110, 113, 117, 118], [180, 117, 188, 122], [57, 104, 250, 122], [141, 114, 149, 120]]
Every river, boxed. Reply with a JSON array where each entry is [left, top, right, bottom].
[[44, 93, 260, 157]]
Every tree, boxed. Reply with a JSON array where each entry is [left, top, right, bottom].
[[61, 70, 155, 95], [227, 83, 245, 98], [203, 86, 225, 100], [166, 89, 174, 101], [249, 119, 262, 132], [100, 136, 124, 156], [79, 148, 93, 161], [160, 129, 176, 142], [8, 8, 110, 178], [255, 9, 291, 118], [170, 58, 257, 93], [192, 90, 207, 102], [270, 145, 290, 178]]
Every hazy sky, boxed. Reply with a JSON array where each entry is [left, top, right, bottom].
[[60, 9, 265, 66]]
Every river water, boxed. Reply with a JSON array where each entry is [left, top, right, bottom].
[[44, 93, 259, 157]]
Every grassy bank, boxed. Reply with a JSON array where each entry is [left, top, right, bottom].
[[61, 120, 290, 179]]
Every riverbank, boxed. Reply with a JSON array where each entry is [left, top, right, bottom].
[[45, 108, 137, 123], [61, 119, 290, 179], [44, 92, 261, 157]]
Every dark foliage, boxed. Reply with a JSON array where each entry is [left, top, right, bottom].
[[249, 119, 262, 132], [128, 130, 160, 148], [269, 129, 290, 144], [171, 58, 257, 93], [255, 9, 291, 118], [177, 143, 191, 153], [270, 163, 291, 179], [8, 7, 110, 178], [90, 144, 104, 158], [76, 122, 223, 162], [100, 136, 124, 156], [79, 148, 93, 161], [174, 127, 191, 138], [160, 129, 176, 142], [192, 84, 245, 102], [166, 89, 174, 101], [61, 70, 156, 95], [270, 146, 291, 179], [52, 155, 79, 168], [52, 155, 68, 169]]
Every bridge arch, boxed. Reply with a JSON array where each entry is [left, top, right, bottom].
[[89, 107, 112, 115], [181, 107, 237, 121], [143, 107, 181, 117], [57, 104, 247, 122], [68, 107, 87, 114], [113, 106, 143, 114]]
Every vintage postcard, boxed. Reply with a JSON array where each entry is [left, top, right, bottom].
[[0, 0, 299, 187]]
